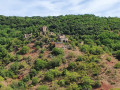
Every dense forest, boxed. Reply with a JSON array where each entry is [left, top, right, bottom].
[[0, 14, 120, 90]]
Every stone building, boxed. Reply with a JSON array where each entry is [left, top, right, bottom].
[[58, 34, 68, 42], [49, 32, 55, 36], [24, 33, 32, 38], [42, 26, 47, 35]]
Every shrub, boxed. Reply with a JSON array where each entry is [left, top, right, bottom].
[[45, 68, 61, 81], [32, 77, 39, 85], [0, 45, 11, 64], [0, 69, 14, 78], [50, 68, 61, 77], [36, 45, 40, 50], [48, 58, 61, 68], [45, 71, 54, 81], [0, 45, 8, 59], [0, 83, 3, 88], [39, 54, 43, 58], [67, 82, 78, 90], [29, 69, 37, 78], [34, 59, 47, 70], [114, 62, 120, 69], [35, 41, 43, 48], [68, 62, 77, 70], [18, 81, 26, 89], [65, 71, 80, 82], [76, 56, 83, 61], [93, 80, 101, 88], [40, 49, 45, 53], [80, 45, 90, 53], [10, 81, 19, 89], [0, 76, 4, 81], [52, 48, 64, 56], [115, 50, 120, 59], [76, 62, 87, 70], [79, 76, 94, 89], [37, 85, 49, 90], [10, 62, 20, 74], [15, 55, 22, 61], [90, 46, 104, 55], [58, 79, 66, 86], [106, 57, 112, 62], [19, 46, 30, 54], [23, 75, 30, 82], [88, 63, 100, 76]]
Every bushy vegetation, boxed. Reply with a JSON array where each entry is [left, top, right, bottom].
[[45, 68, 61, 81], [52, 48, 64, 56], [34, 59, 48, 70], [19, 46, 30, 54], [37, 85, 49, 90], [114, 62, 120, 69], [32, 77, 39, 85], [0, 14, 120, 89]]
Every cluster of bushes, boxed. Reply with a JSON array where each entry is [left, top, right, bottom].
[[34, 59, 48, 70], [0, 62, 24, 78], [52, 48, 64, 56], [34, 41, 43, 49], [80, 45, 104, 55], [0, 45, 13, 64], [18, 46, 30, 55], [58, 70, 98, 89], [45, 68, 61, 81], [114, 62, 120, 69], [34, 56, 64, 70], [76, 55, 101, 63]]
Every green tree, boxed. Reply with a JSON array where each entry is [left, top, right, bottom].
[[52, 48, 64, 56], [34, 59, 47, 70], [37, 85, 49, 90], [19, 46, 30, 54], [32, 77, 39, 85], [29, 69, 37, 78]]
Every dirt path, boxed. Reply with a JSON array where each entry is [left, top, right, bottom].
[[98, 54, 120, 89], [97, 80, 113, 90]]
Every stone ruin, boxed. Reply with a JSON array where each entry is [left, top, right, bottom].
[[24, 33, 32, 38], [41, 26, 47, 35], [58, 34, 68, 42]]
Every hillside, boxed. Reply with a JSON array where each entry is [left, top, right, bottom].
[[0, 14, 120, 90]]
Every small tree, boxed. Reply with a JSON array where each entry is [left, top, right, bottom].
[[68, 62, 77, 70], [58, 79, 66, 86], [23, 75, 30, 82], [37, 85, 49, 90], [93, 80, 101, 88], [114, 62, 120, 69], [67, 82, 78, 90], [0, 76, 4, 81], [19, 46, 30, 54], [48, 58, 61, 68], [30, 69, 37, 78], [32, 77, 39, 85], [10, 62, 20, 74], [45, 68, 61, 81], [52, 48, 64, 56], [76, 56, 83, 61], [45, 71, 54, 81], [34, 59, 47, 70], [115, 50, 120, 59]]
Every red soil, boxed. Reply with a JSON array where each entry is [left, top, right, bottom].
[[97, 81, 113, 90]]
